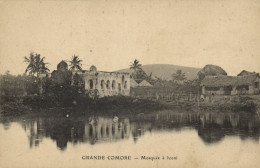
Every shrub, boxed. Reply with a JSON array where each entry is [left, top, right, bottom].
[[0, 101, 31, 116], [232, 100, 257, 112]]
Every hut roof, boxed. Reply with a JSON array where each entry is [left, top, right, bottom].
[[198, 64, 227, 76], [132, 68, 148, 81], [201, 74, 258, 87], [237, 70, 256, 76], [138, 80, 153, 87], [130, 78, 139, 88]]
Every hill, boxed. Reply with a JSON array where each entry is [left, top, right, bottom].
[[115, 64, 201, 80]]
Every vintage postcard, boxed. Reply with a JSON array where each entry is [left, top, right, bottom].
[[0, 0, 260, 168]]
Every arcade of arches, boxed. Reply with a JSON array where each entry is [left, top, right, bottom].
[[83, 67, 130, 98]]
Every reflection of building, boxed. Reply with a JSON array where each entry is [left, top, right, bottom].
[[84, 117, 130, 143], [130, 122, 152, 143], [83, 66, 130, 97], [22, 119, 45, 148], [201, 74, 260, 95], [20, 116, 131, 149], [17, 111, 260, 150]]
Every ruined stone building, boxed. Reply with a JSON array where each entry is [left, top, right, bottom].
[[83, 65, 130, 97], [39, 61, 130, 97]]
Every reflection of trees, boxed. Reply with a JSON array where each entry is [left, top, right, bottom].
[[197, 112, 260, 144], [0, 117, 12, 130], [9, 111, 260, 149], [44, 119, 85, 150], [198, 124, 225, 144], [130, 111, 260, 144]]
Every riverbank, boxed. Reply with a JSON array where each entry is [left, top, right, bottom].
[[0, 95, 259, 117], [0, 95, 167, 117], [198, 95, 260, 113], [154, 95, 260, 113]]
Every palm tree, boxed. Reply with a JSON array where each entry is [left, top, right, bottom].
[[129, 59, 142, 71], [69, 55, 83, 71], [24, 52, 49, 77]]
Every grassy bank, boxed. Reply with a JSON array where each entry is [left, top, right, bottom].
[[0, 95, 167, 117], [197, 95, 259, 113], [0, 95, 259, 117]]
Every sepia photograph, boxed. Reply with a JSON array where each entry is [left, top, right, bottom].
[[0, 0, 260, 168]]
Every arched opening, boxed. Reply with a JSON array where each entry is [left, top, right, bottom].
[[124, 81, 127, 89], [101, 80, 105, 89], [122, 75, 125, 84], [107, 80, 110, 89], [100, 126, 103, 136], [118, 83, 121, 92], [112, 80, 116, 90], [89, 79, 93, 89]]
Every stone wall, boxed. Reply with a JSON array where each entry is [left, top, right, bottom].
[[83, 71, 130, 97], [202, 76, 260, 96], [203, 85, 260, 96], [202, 86, 225, 95]]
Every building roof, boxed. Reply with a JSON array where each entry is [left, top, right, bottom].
[[201, 74, 259, 87], [130, 78, 139, 88], [89, 65, 97, 72], [138, 80, 153, 87], [80, 66, 129, 75], [198, 64, 228, 76], [57, 61, 68, 70], [237, 70, 256, 76]]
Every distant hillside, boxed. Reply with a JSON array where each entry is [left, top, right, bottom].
[[115, 64, 201, 80]]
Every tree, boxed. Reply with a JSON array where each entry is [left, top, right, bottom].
[[72, 73, 84, 94], [24, 52, 49, 77], [129, 59, 142, 71], [181, 79, 200, 94], [69, 55, 83, 71], [171, 70, 187, 82]]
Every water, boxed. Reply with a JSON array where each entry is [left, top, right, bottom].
[[0, 110, 260, 168]]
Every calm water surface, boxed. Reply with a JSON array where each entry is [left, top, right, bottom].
[[0, 110, 260, 168]]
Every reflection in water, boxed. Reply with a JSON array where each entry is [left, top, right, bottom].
[[19, 117, 131, 150], [1, 111, 260, 150]]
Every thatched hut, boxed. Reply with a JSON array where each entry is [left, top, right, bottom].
[[201, 74, 260, 95], [138, 80, 153, 87], [237, 70, 256, 76], [131, 68, 148, 83], [130, 78, 139, 88], [198, 64, 227, 80]]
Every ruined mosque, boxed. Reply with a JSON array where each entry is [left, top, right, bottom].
[[82, 65, 130, 97], [44, 61, 131, 98]]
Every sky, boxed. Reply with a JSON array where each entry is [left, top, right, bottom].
[[0, 0, 259, 76]]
